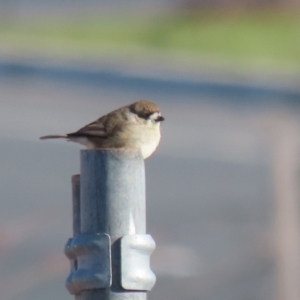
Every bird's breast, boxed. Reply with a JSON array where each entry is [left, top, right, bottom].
[[139, 127, 161, 159]]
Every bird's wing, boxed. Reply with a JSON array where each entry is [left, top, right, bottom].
[[67, 119, 108, 137], [67, 109, 131, 138]]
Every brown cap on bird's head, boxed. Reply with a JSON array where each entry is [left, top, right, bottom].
[[130, 100, 164, 121]]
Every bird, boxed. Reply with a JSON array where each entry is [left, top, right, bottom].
[[40, 99, 165, 159]]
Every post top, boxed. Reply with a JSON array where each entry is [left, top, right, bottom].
[[81, 148, 140, 153], [81, 148, 144, 160]]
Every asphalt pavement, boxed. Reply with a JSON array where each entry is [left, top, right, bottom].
[[0, 60, 299, 300]]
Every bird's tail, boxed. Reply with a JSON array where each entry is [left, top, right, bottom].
[[40, 134, 67, 140]]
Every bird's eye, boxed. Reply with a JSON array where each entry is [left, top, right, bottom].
[[139, 112, 154, 120], [139, 111, 163, 122]]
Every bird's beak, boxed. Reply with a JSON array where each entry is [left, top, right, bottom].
[[156, 116, 165, 122]]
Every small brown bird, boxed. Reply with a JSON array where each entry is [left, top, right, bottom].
[[40, 100, 164, 159]]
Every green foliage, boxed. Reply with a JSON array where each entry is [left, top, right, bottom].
[[0, 12, 299, 66]]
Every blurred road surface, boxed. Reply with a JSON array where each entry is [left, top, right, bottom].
[[0, 62, 299, 300]]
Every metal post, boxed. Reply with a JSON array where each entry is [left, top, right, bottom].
[[72, 175, 82, 300], [71, 175, 81, 239], [65, 149, 156, 300], [65, 175, 82, 299]]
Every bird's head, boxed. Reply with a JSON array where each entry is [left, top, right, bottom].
[[130, 100, 165, 126]]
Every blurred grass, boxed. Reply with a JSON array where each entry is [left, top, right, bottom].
[[0, 11, 300, 66]]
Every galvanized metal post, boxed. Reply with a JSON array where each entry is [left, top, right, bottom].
[[72, 175, 82, 300], [65, 174, 82, 299], [71, 175, 81, 240], [65, 149, 156, 300]]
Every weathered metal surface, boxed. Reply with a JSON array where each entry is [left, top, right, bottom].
[[65, 175, 81, 296], [65, 237, 78, 295], [80, 149, 146, 237], [121, 234, 156, 291], [69, 233, 111, 293], [65, 149, 156, 300]]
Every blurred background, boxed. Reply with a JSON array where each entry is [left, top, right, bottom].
[[1, 1, 300, 300]]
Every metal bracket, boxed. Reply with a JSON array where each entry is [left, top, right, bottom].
[[64, 233, 111, 295], [121, 234, 156, 291]]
